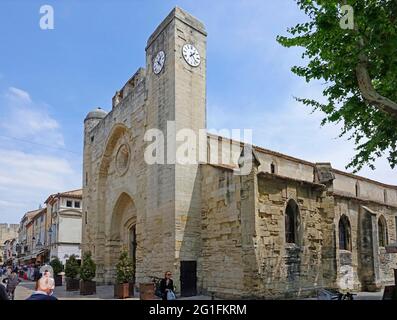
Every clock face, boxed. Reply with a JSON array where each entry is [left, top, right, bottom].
[[182, 44, 201, 67], [153, 50, 165, 74]]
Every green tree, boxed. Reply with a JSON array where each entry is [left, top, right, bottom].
[[80, 251, 96, 281], [65, 254, 80, 279], [277, 0, 397, 171], [49, 256, 63, 276], [115, 250, 134, 284]]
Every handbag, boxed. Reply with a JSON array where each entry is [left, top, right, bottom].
[[167, 290, 176, 300]]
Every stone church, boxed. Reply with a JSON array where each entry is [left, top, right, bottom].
[[82, 7, 397, 298]]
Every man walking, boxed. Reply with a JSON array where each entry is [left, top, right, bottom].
[[2, 269, 21, 300]]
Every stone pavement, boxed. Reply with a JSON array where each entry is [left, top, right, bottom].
[[11, 280, 214, 300], [6, 278, 384, 300], [14, 280, 140, 300]]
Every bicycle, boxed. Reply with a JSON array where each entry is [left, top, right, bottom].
[[339, 292, 356, 300], [150, 276, 163, 298], [318, 288, 357, 300]]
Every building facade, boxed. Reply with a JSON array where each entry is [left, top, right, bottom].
[[82, 7, 397, 298], [45, 190, 82, 264], [2, 238, 17, 266], [17, 209, 40, 264], [16, 190, 82, 266], [0, 223, 19, 265]]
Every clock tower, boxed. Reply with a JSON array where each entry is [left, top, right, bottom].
[[145, 7, 207, 293]]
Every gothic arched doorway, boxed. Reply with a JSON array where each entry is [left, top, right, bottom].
[[105, 192, 137, 283]]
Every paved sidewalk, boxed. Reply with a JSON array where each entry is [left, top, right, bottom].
[[10, 278, 384, 300], [14, 280, 140, 300], [13, 280, 214, 300]]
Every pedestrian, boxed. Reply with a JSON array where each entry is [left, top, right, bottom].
[[26, 276, 57, 300], [3, 269, 21, 300], [159, 271, 176, 300], [33, 265, 41, 281]]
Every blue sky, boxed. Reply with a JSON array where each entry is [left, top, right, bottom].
[[0, 0, 395, 223]]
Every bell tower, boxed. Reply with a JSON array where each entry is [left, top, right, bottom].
[[145, 7, 207, 293]]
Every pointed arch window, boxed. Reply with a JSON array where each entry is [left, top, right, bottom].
[[285, 199, 300, 244], [378, 216, 388, 247], [339, 215, 352, 251]]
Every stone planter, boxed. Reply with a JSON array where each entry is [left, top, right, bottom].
[[65, 278, 79, 291], [140, 283, 155, 300], [80, 280, 96, 295], [54, 275, 63, 287], [114, 283, 130, 299]]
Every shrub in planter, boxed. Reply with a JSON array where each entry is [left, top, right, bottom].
[[80, 251, 96, 295], [114, 250, 134, 299], [50, 257, 63, 286], [65, 255, 80, 291]]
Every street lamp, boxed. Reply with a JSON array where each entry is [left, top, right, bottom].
[[48, 226, 53, 243], [48, 227, 53, 260]]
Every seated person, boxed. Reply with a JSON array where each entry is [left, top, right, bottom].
[[26, 276, 57, 300]]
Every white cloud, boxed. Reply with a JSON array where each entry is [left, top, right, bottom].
[[7, 87, 32, 103], [1, 87, 64, 147], [0, 87, 81, 223]]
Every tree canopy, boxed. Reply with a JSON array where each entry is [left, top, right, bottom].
[[277, 0, 397, 171]]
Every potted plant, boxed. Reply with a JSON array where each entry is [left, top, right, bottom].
[[65, 254, 80, 291], [80, 251, 96, 295], [114, 250, 134, 299], [49, 257, 63, 286]]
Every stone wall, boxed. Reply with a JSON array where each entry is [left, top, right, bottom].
[[0, 223, 19, 244], [333, 198, 361, 290], [199, 165, 247, 298], [0, 223, 19, 263], [253, 174, 328, 298], [199, 164, 333, 299]]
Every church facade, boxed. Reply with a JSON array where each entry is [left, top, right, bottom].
[[82, 7, 397, 298]]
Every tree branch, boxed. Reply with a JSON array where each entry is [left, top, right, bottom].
[[351, 13, 397, 119], [355, 54, 397, 119]]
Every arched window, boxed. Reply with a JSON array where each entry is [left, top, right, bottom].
[[270, 162, 276, 174], [355, 181, 360, 197], [285, 199, 300, 244], [378, 216, 388, 247], [338, 215, 351, 251]]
